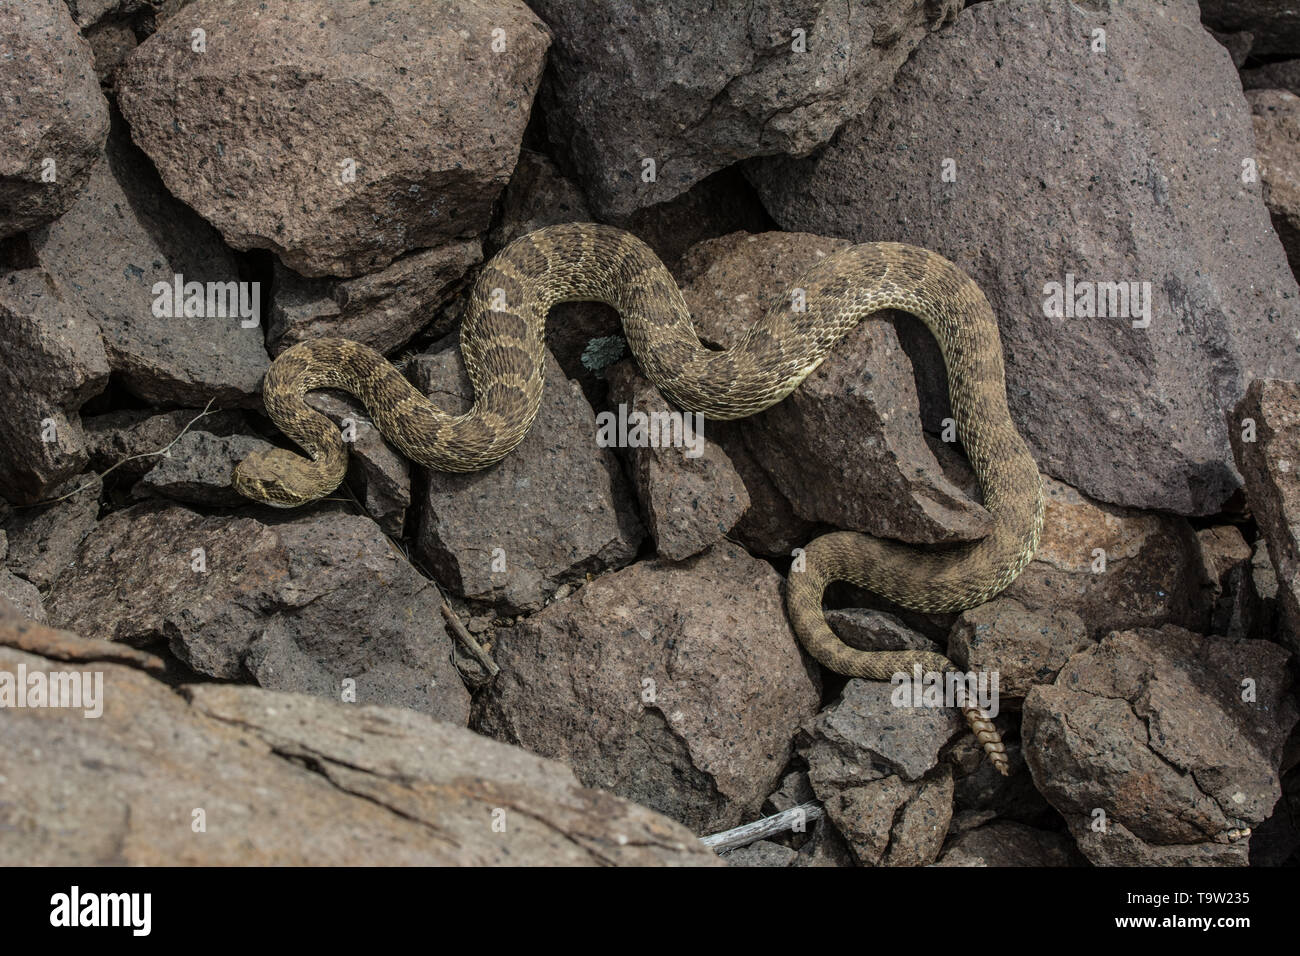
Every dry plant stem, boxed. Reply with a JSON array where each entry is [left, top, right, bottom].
[[701, 801, 825, 852]]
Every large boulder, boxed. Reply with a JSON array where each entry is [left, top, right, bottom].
[[0, 0, 109, 238], [530, 0, 962, 218], [474, 542, 821, 833], [117, 0, 550, 276], [749, 0, 1300, 515]]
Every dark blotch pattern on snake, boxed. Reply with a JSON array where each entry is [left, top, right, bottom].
[[233, 223, 1045, 775]]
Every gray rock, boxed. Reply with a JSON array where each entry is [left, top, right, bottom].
[[532, 0, 961, 218], [721, 840, 796, 867], [83, 406, 247, 483], [0, 270, 109, 504], [488, 149, 593, 253], [749, 0, 1300, 515], [0, 569, 45, 622], [0, 611, 718, 865], [1247, 89, 1300, 277], [132, 431, 276, 506], [1194, 525, 1258, 639], [681, 231, 994, 546], [1230, 379, 1300, 654], [1, 473, 100, 590], [1022, 626, 1296, 865], [412, 345, 643, 613], [934, 820, 1085, 867], [1200, 0, 1300, 58], [117, 0, 550, 277], [269, 240, 482, 356], [0, 0, 109, 238], [474, 542, 821, 833], [797, 679, 963, 866], [304, 391, 411, 536], [948, 598, 1093, 700], [825, 607, 942, 654], [29, 120, 268, 406], [46, 502, 470, 724], [605, 362, 749, 561], [1242, 59, 1300, 93]]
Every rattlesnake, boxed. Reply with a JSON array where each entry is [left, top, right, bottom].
[[233, 223, 1044, 775]]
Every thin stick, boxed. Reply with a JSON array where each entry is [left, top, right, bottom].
[[21, 399, 218, 507], [700, 801, 825, 853], [439, 601, 500, 678]]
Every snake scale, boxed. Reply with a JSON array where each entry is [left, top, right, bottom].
[[233, 223, 1044, 775]]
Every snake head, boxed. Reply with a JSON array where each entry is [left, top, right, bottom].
[[231, 448, 325, 507]]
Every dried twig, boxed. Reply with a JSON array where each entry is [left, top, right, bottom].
[[20, 399, 218, 508], [701, 801, 825, 853], [438, 600, 499, 679]]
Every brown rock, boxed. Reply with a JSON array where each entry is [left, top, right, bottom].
[[0, 0, 109, 238], [269, 240, 482, 356], [1, 473, 100, 591], [934, 820, 1085, 867], [304, 391, 410, 536], [605, 362, 749, 560], [948, 598, 1093, 700], [1242, 59, 1300, 93], [29, 121, 268, 406], [1247, 89, 1300, 276], [681, 231, 994, 546], [83, 406, 248, 483], [750, 0, 1300, 515], [1022, 626, 1296, 865], [532, 0, 961, 218], [117, 0, 550, 277], [46, 502, 470, 724], [0, 269, 109, 504], [0, 615, 717, 865], [474, 542, 821, 833], [412, 345, 643, 613], [1230, 379, 1300, 654], [132, 431, 276, 507]]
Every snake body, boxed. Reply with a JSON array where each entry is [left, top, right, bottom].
[[233, 223, 1044, 774]]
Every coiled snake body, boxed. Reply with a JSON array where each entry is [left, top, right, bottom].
[[234, 223, 1044, 775]]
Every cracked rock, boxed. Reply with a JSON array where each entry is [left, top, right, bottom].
[[1022, 625, 1297, 866], [473, 542, 821, 833]]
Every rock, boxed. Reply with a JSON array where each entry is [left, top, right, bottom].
[[824, 607, 942, 654], [0, 0, 109, 238], [948, 598, 1093, 700], [763, 769, 816, 813], [720, 840, 796, 867], [488, 149, 593, 254], [0, 615, 718, 865], [132, 431, 276, 507], [531, 0, 962, 218], [269, 240, 482, 356], [1, 473, 100, 590], [0, 570, 45, 622], [934, 820, 1085, 867], [304, 392, 411, 536], [1194, 525, 1257, 638], [1200, 0, 1300, 58], [83, 406, 248, 483], [0, 269, 109, 504], [1022, 626, 1296, 865], [30, 120, 267, 406], [1247, 89, 1300, 276], [790, 817, 858, 867], [797, 679, 963, 866], [1002, 475, 1212, 639], [1230, 379, 1300, 654], [45, 502, 470, 724], [117, 0, 550, 277], [474, 542, 821, 833], [713, 422, 817, 557], [1243, 59, 1300, 93], [605, 362, 750, 560], [412, 344, 643, 613], [680, 231, 994, 545], [749, 0, 1300, 516]]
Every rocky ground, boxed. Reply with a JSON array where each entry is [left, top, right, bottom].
[[1, 0, 1299, 867]]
